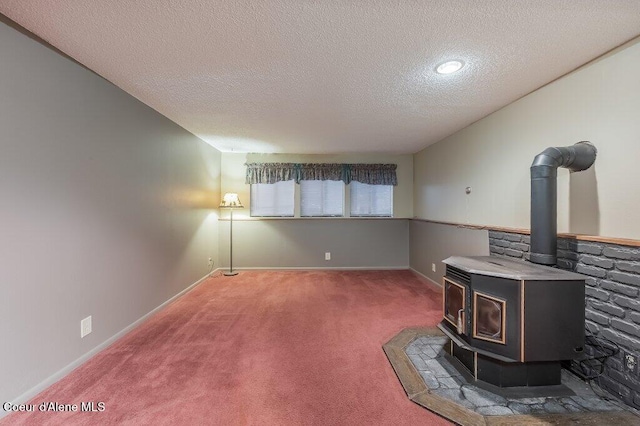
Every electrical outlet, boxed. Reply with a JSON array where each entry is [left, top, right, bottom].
[[624, 352, 637, 374], [325, 252, 331, 261], [208, 257, 213, 266], [81, 316, 92, 338], [432, 263, 436, 272]]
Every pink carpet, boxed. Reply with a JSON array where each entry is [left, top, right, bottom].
[[2, 270, 451, 425]]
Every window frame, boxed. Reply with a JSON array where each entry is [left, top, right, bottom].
[[349, 181, 394, 217], [249, 180, 394, 218], [299, 179, 345, 217], [249, 180, 296, 217]]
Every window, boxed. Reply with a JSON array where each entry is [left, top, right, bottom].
[[250, 180, 295, 217], [300, 180, 344, 217], [350, 181, 393, 217]]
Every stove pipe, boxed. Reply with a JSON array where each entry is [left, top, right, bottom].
[[530, 141, 597, 265]]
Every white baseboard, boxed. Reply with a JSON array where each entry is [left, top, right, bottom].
[[222, 266, 410, 271], [2, 270, 218, 418], [409, 267, 442, 288]]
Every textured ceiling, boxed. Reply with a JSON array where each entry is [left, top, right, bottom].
[[2, 1, 640, 154]]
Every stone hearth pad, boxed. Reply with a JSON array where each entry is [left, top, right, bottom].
[[383, 327, 639, 425]]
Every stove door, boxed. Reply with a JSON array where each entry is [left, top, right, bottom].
[[473, 291, 506, 344], [443, 278, 467, 335], [468, 274, 521, 361]]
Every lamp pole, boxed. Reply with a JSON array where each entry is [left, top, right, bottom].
[[220, 193, 242, 277], [225, 208, 237, 276]]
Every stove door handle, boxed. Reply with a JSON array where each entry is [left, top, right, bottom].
[[457, 309, 465, 334]]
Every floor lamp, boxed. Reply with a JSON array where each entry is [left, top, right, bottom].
[[220, 193, 243, 276]]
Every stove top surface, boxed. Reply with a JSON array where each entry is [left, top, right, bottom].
[[443, 256, 585, 281]]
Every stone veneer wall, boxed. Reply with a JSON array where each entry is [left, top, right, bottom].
[[489, 231, 640, 409]]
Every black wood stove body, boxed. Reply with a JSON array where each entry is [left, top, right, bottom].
[[438, 256, 586, 387]]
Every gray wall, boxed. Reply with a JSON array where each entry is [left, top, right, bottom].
[[219, 219, 409, 269], [218, 152, 412, 271], [0, 19, 221, 404], [409, 220, 489, 283]]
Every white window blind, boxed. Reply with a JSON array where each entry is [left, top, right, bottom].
[[350, 181, 393, 217], [300, 180, 344, 217], [250, 180, 295, 217]]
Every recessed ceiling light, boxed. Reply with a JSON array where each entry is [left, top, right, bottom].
[[436, 60, 465, 74]]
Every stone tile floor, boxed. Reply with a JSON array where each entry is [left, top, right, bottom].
[[405, 335, 627, 416]]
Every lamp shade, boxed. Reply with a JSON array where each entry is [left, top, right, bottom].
[[220, 193, 243, 208]]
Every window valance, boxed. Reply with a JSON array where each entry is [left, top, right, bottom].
[[244, 163, 297, 184], [347, 164, 397, 186], [245, 163, 397, 186]]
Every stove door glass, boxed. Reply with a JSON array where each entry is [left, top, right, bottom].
[[444, 279, 466, 332], [474, 292, 506, 344]]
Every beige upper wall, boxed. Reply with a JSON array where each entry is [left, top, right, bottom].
[[414, 37, 640, 240], [221, 152, 413, 218]]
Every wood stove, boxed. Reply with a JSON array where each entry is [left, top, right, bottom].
[[439, 256, 586, 387]]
